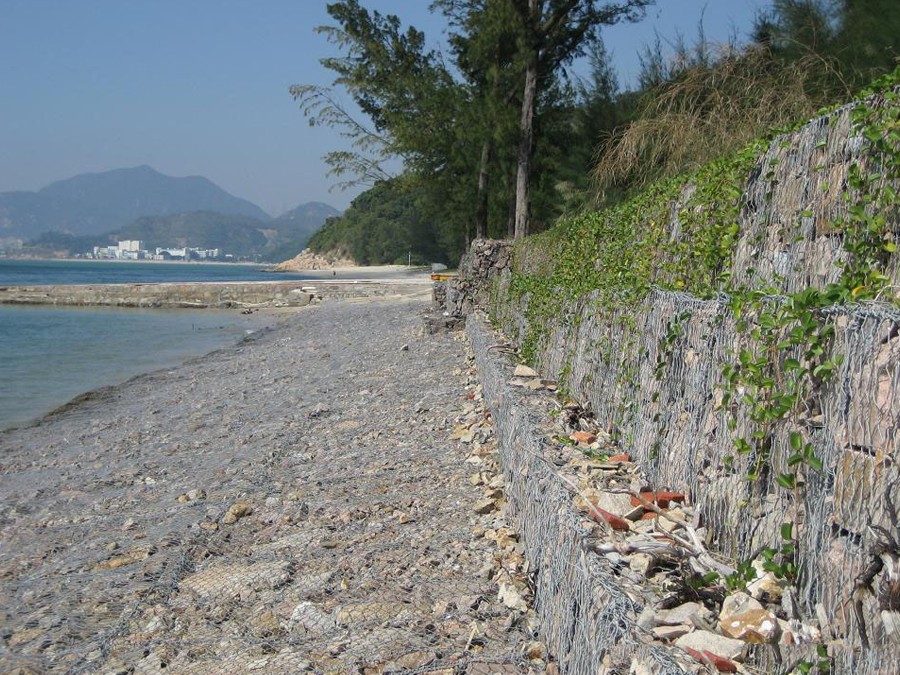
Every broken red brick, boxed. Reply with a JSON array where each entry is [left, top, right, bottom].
[[630, 490, 686, 509], [589, 506, 630, 531], [684, 647, 738, 673]]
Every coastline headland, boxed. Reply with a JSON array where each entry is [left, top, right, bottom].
[[0, 277, 432, 308]]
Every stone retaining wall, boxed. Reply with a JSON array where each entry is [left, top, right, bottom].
[[453, 94, 900, 673], [468, 314, 684, 674]]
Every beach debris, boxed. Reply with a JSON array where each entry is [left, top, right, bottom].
[[513, 364, 538, 378], [222, 502, 253, 524], [569, 431, 597, 445], [177, 488, 207, 502]]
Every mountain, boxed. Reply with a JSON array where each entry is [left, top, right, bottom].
[[262, 201, 342, 262], [112, 211, 270, 257], [271, 202, 341, 232], [0, 166, 271, 239], [19, 200, 342, 260]]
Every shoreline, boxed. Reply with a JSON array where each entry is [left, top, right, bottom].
[[0, 279, 434, 433], [0, 255, 267, 267], [0, 295, 536, 672], [8, 321, 280, 434], [0, 304, 283, 433]]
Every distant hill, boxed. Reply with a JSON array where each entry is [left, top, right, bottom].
[[0, 166, 271, 239], [19, 201, 342, 261], [271, 202, 341, 232], [112, 211, 270, 257], [264, 201, 342, 262]]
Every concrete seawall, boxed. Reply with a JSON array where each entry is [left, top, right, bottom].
[[0, 278, 432, 309]]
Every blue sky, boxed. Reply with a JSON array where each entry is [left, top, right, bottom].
[[0, 0, 767, 215]]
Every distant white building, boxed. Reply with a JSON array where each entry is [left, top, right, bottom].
[[155, 247, 187, 259], [118, 240, 143, 253], [91, 240, 146, 259], [89, 241, 225, 261]]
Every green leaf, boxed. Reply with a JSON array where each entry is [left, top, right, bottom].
[[777, 473, 796, 489], [790, 431, 803, 451], [702, 571, 720, 585], [780, 522, 793, 540], [734, 438, 752, 454]]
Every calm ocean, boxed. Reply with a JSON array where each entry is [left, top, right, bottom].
[[0, 259, 290, 430], [0, 258, 312, 286]]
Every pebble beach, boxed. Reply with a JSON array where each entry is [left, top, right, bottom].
[[0, 295, 540, 673]]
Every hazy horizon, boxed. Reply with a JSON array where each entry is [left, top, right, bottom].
[[1, 0, 766, 215]]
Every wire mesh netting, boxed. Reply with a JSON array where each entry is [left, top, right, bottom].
[[486, 283, 900, 672], [468, 88, 900, 673], [0, 299, 543, 674], [467, 316, 687, 675]]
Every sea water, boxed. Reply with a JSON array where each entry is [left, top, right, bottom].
[[0, 260, 293, 430], [0, 304, 269, 430], [0, 258, 312, 286]]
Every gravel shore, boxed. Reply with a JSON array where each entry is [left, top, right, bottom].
[[0, 297, 538, 673]]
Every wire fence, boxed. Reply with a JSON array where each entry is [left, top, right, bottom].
[[488, 283, 899, 672]]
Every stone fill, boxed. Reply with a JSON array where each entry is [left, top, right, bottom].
[[0, 298, 541, 673]]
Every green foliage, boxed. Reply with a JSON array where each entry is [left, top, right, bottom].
[[508, 130, 762, 360], [292, 1, 460, 188], [757, 0, 900, 92], [795, 644, 832, 674], [501, 68, 899, 611], [720, 67, 900, 491], [308, 179, 448, 265], [23, 231, 108, 256], [597, 0, 900, 203], [725, 559, 758, 592], [296, 1, 658, 257]]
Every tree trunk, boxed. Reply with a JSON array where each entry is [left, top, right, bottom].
[[507, 180, 516, 238], [514, 50, 538, 239], [474, 138, 492, 239]]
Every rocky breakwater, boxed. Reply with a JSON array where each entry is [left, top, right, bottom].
[[0, 296, 550, 673], [0, 278, 432, 309]]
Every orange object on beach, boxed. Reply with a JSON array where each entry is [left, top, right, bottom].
[[684, 647, 738, 672], [630, 490, 686, 509], [589, 506, 630, 531]]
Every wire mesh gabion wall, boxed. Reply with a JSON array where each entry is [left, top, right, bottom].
[[472, 93, 900, 673], [466, 316, 686, 675], [484, 283, 900, 674]]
